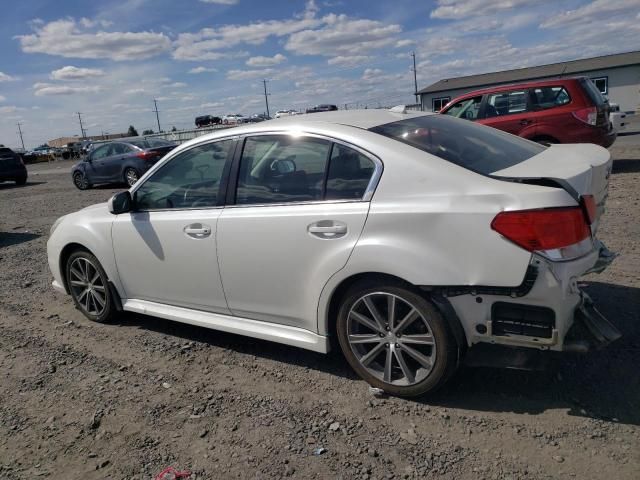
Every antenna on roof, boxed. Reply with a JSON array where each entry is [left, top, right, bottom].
[[559, 63, 568, 78]]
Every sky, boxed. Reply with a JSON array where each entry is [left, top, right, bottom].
[[0, 0, 639, 149]]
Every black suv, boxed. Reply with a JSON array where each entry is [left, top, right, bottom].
[[306, 104, 338, 113], [195, 115, 222, 128], [0, 146, 27, 185]]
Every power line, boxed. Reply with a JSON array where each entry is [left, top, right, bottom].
[[16, 122, 25, 151], [76, 112, 86, 138], [153, 99, 162, 132], [262, 79, 271, 118]]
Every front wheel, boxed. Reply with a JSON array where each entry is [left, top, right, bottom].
[[336, 284, 458, 397], [66, 250, 116, 323], [73, 172, 90, 190], [15, 176, 27, 185], [124, 167, 139, 187]]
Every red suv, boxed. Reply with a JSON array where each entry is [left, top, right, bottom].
[[439, 77, 616, 147]]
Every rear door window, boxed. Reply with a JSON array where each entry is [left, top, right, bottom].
[[531, 86, 571, 110], [485, 90, 528, 117], [369, 115, 545, 175], [325, 144, 375, 200]]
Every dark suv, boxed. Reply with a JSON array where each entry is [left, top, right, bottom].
[[440, 77, 616, 147], [195, 115, 222, 128], [0, 146, 27, 185]]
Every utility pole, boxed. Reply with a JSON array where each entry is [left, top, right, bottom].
[[262, 79, 270, 118], [77, 112, 86, 138], [153, 99, 162, 133], [344, 103, 348, 110], [16, 122, 25, 151], [411, 51, 419, 107]]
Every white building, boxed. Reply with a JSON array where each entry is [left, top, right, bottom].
[[418, 51, 640, 114]]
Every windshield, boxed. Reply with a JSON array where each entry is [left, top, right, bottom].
[[369, 115, 545, 175]]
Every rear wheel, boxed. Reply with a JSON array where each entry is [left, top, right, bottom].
[[15, 176, 27, 185], [73, 172, 90, 190], [337, 283, 458, 397], [124, 167, 139, 187], [65, 250, 115, 323]]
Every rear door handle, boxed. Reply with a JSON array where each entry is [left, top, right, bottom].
[[308, 221, 347, 239], [184, 223, 212, 238]]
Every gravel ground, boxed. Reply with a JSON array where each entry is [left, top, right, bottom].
[[0, 146, 639, 480]]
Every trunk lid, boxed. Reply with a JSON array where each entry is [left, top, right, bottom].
[[491, 143, 612, 232]]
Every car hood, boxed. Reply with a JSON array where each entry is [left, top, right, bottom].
[[492, 143, 612, 231]]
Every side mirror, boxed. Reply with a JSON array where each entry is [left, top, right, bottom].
[[270, 158, 296, 174], [85, 154, 92, 162], [108, 191, 132, 214]]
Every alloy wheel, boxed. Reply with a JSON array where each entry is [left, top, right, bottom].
[[347, 292, 437, 386], [74, 173, 88, 189], [125, 169, 138, 186], [68, 257, 107, 316]]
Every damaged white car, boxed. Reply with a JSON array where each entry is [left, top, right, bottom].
[[47, 109, 619, 396]]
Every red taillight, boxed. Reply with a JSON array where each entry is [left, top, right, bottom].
[[580, 195, 597, 225], [136, 151, 160, 161], [491, 207, 590, 252], [572, 106, 597, 126]]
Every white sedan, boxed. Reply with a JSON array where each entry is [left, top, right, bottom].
[[47, 109, 619, 396], [222, 114, 245, 125]]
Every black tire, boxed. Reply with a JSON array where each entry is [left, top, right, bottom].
[[124, 167, 139, 187], [15, 176, 27, 185], [65, 250, 116, 323], [336, 282, 458, 397], [73, 172, 90, 190]]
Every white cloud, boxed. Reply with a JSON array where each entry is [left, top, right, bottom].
[[327, 55, 373, 66], [200, 101, 224, 108], [0, 106, 25, 114], [285, 14, 402, 56], [430, 0, 535, 20], [168, 82, 187, 88], [173, 2, 320, 60], [0, 72, 15, 82], [540, 0, 640, 28], [226, 68, 275, 80], [188, 66, 218, 74], [395, 39, 414, 48], [33, 82, 102, 96], [246, 53, 287, 67], [50, 65, 105, 80], [0, 95, 5, 102], [17, 18, 172, 61], [124, 88, 147, 95], [199, 0, 239, 4]]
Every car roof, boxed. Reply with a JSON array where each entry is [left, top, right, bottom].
[[450, 76, 585, 100], [270, 109, 432, 129]]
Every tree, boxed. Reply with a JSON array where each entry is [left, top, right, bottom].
[[142, 129, 154, 135], [171, 126, 177, 132], [127, 125, 139, 137]]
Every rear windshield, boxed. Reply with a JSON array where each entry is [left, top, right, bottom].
[[129, 138, 173, 149], [579, 78, 606, 106], [369, 115, 545, 175]]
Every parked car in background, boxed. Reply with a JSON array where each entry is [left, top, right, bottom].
[[0, 146, 27, 185], [306, 104, 338, 114], [275, 110, 300, 118], [440, 77, 616, 147], [49, 109, 618, 397], [222, 114, 245, 125], [244, 113, 271, 123], [195, 115, 222, 128], [608, 103, 626, 132], [71, 138, 177, 190]]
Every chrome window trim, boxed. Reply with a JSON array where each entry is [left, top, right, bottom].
[[234, 130, 383, 207]]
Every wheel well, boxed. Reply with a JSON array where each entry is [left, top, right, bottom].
[[325, 272, 467, 355], [59, 243, 91, 293], [531, 135, 559, 144]]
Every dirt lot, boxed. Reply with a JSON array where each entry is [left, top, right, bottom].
[[1, 145, 639, 480]]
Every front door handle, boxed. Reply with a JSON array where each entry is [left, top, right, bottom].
[[184, 223, 212, 238], [308, 221, 347, 239]]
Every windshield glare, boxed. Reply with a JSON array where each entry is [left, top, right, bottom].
[[369, 115, 545, 175]]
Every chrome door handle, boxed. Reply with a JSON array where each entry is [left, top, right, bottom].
[[308, 221, 347, 238], [184, 223, 212, 238]]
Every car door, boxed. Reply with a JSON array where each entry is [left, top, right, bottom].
[[111, 138, 236, 313], [103, 143, 130, 182], [217, 134, 381, 332], [85, 144, 111, 182], [480, 89, 536, 136]]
